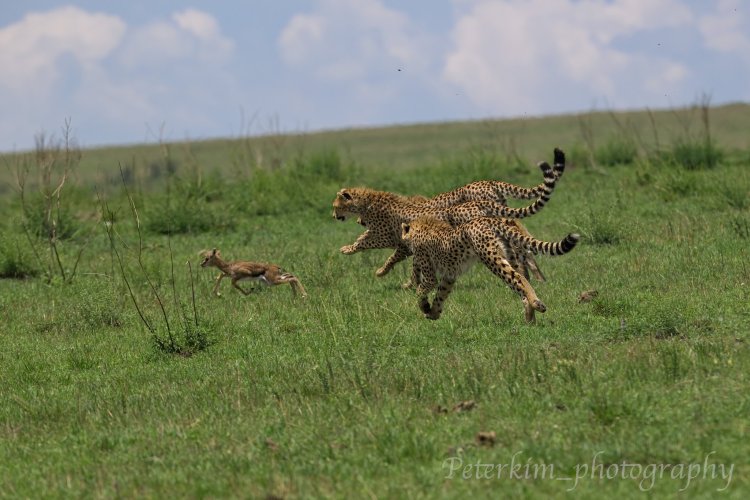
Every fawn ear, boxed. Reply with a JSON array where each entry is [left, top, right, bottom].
[[211, 248, 218, 256]]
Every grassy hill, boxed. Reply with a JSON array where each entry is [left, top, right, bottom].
[[0, 103, 748, 497], [2, 102, 749, 189]]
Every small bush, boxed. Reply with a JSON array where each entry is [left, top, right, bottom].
[[0, 235, 38, 279], [654, 139, 723, 170], [730, 215, 750, 239], [152, 323, 213, 357], [595, 138, 638, 166], [292, 149, 344, 181], [566, 143, 593, 169], [145, 199, 218, 235], [23, 196, 79, 240], [72, 281, 124, 329], [226, 150, 349, 217], [718, 181, 749, 210], [579, 209, 622, 246]]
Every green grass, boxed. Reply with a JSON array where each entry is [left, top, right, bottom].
[[1, 104, 749, 498]]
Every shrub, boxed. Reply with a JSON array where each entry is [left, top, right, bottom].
[[718, 181, 749, 210], [595, 138, 638, 166], [0, 234, 38, 279], [145, 200, 218, 235], [730, 215, 750, 239], [23, 196, 80, 240], [152, 322, 213, 357], [579, 209, 622, 246], [653, 139, 723, 171], [291, 149, 344, 181]]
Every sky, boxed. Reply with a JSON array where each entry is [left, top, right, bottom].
[[1, 0, 748, 152]]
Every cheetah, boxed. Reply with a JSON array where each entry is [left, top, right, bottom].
[[400, 216, 579, 322], [332, 159, 559, 282]]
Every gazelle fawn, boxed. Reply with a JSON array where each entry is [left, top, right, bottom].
[[199, 248, 307, 298]]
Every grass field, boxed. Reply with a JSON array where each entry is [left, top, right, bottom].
[[0, 103, 749, 498]]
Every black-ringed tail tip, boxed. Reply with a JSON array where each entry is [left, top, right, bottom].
[[564, 233, 581, 251], [548, 233, 581, 256], [553, 148, 566, 175]]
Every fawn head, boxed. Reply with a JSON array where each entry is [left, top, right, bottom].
[[200, 248, 221, 268]]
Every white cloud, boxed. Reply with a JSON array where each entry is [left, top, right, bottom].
[[279, 0, 430, 81], [699, 0, 750, 54], [0, 6, 125, 95], [279, 14, 326, 65], [442, 0, 694, 114], [119, 8, 234, 67], [0, 6, 239, 150]]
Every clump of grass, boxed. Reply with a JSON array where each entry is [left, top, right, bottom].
[[72, 281, 124, 329], [651, 97, 724, 170], [226, 148, 353, 217], [564, 143, 593, 169], [578, 209, 622, 246], [145, 200, 219, 235], [152, 324, 213, 357], [666, 139, 723, 170], [23, 196, 80, 240], [718, 181, 749, 210], [654, 169, 701, 201], [730, 215, 750, 239], [595, 137, 638, 166], [0, 234, 38, 279], [291, 148, 345, 181], [144, 166, 225, 235]]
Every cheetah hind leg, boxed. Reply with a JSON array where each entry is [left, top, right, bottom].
[[524, 252, 546, 282], [523, 297, 547, 323], [478, 242, 546, 323]]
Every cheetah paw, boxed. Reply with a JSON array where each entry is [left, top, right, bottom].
[[375, 267, 390, 277]]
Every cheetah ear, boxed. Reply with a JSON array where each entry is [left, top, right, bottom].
[[341, 190, 353, 200], [402, 223, 410, 234]]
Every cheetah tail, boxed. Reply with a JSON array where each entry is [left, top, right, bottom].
[[514, 232, 580, 256], [552, 147, 566, 179], [499, 161, 556, 219]]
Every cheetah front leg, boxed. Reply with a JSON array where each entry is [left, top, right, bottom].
[[402, 258, 421, 290], [340, 229, 383, 254], [414, 259, 437, 318], [425, 276, 456, 320], [376, 246, 410, 277]]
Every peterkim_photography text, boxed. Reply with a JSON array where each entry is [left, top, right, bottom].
[[442, 451, 734, 492]]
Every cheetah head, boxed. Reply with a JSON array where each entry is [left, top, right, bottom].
[[332, 189, 358, 222]]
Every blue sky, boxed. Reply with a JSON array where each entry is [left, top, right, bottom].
[[1, 0, 748, 152]]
